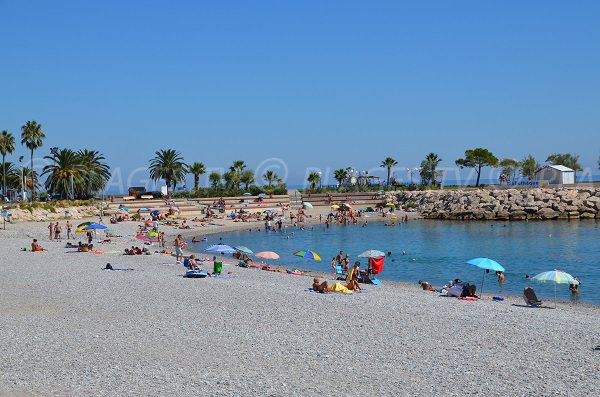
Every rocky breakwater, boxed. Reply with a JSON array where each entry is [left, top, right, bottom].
[[2, 206, 100, 223], [396, 188, 600, 221]]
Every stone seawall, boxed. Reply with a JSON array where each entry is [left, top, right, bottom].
[[396, 188, 600, 220], [2, 206, 100, 223]]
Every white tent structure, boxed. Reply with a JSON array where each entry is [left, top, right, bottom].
[[535, 165, 575, 185]]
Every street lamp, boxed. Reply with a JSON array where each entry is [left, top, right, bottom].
[[317, 171, 322, 189], [406, 168, 421, 185]]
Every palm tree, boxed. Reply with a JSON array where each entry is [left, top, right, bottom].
[[262, 170, 279, 187], [521, 155, 539, 180], [240, 170, 255, 190], [18, 167, 40, 194], [77, 150, 111, 198], [42, 148, 83, 199], [208, 172, 222, 189], [419, 153, 442, 186], [188, 162, 206, 191], [333, 168, 349, 190], [0, 130, 16, 197], [0, 161, 20, 192], [148, 149, 187, 196], [229, 160, 246, 190], [307, 172, 321, 191], [380, 157, 398, 189], [21, 120, 45, 201]]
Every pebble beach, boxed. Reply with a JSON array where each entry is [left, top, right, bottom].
[[1, 219, 599, 396]]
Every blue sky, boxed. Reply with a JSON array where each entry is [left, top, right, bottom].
[[1, 0, 599, 191]]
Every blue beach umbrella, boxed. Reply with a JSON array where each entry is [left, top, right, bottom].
[[205, 244, 237, 254], [151, 210, 160, 217], [531, 269, 580, 307], [466, 257, 506, 298], [83, 223, 108, 231]]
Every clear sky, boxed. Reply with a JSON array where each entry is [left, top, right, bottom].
[[2, 0, 599, 191]]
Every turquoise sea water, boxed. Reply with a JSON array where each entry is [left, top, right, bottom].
[[188, 220, 600, 305]]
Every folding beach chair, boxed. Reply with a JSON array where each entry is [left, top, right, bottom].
[[524, 287, 543, 307], [334, 264, 347, 280]]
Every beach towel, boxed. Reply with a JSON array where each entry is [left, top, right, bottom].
[[370, 257, 384, 275]]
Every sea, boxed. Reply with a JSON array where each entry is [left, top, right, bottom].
[[188, 219, 600, 306]]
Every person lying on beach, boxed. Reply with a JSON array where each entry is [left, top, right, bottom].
[[419, 280, 435, 291], [312, 278, 358, 294], [31, 239, 47, 252]]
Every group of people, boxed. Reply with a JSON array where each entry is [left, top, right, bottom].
[[48, 221, 75, 241]]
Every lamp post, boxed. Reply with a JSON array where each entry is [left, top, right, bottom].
[[18, 156, 25, 201], [406, 168, 421, 186], [317, 171, 322, 189]]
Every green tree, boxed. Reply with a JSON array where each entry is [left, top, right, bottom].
[[455, 148, 499, 187], [21, 120, 45, 200], [42, 148, 82, 199], [419, 153, 442, 186], [0, 161, 20, 192], [520, 154, 539, 180], [545, 153, 583, 175], [222, 171, 238, 190], [307, 171, 321, 191], [188, 162, 206, 191], [380, 157, 398, 190], [262, 170, 280, 187], [208, 172, 222, 189], [229, 160, 246, 190], [333, 168, 349, 189], [77, 150, 111, 197], [499, 158, 521, 182], [240, 170, 255, 190], [148, 149, 187, 196], [0, 130, 16, 196]]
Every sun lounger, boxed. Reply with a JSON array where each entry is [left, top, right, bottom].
[[524, 287, 543, 307], [122, 196, 136, 201], [141, 195, 153, 200]]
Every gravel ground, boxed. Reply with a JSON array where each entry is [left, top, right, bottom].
[[1, 221, 599, 396]]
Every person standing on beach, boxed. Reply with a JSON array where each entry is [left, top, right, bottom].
[[54, 222, 62, 241], [496, 271, 505, 284], [48, 222, 54, 241], [66, 221, 74, 240], [174, 234, 184, 264]]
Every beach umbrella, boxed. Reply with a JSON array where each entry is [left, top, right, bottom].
[[258, 193, 267, 197], [77, 221, 93, 229], [531, 269, 580, 308], [303, 202, 314, 209], [331, 205, 340, 209], [83, 223, 108, 231], [263, 209, 278, 215], [466, 257, 506, 298], [293, 250, 321, 261], [341, 202, 352, 208], [385, 202, 396, 207], [205, 244, 237, 254], [150, 210, 160, 217], [358, 249, 386, 258], [118, 205, 129, 212], [243, 192, 252, 196], [256, 251, 280, 259], [234, 246, 254, 255]]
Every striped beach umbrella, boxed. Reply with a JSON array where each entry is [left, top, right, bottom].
[[532, 270, 580, 307], [293, 250, 321, 261]]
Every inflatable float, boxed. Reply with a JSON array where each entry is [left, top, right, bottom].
[[184, 269, 209, 278]]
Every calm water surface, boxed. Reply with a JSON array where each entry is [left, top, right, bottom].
[[189, 220, 600, 305]]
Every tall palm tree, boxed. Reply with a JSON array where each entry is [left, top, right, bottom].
[[42, 148, 83, 199], [240, 170, 255, 190], [380, 157, 398, 190], [262, 170, 279, 187], [188, 162, 206, 191], [333, 168, 349, 190], [21, 120, 45, 201], [307, 172, 321, 191], [0, 130, 16, 196], [148, 149, 187, 196], [0, 161, 19, 192], [77, 149, 111, 198]]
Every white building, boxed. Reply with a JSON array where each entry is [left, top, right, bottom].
[[535, 165, 575, 185]]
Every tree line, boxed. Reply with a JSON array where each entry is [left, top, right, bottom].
[[0, 121, 111, 200], [147, 149, 286, 198]]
